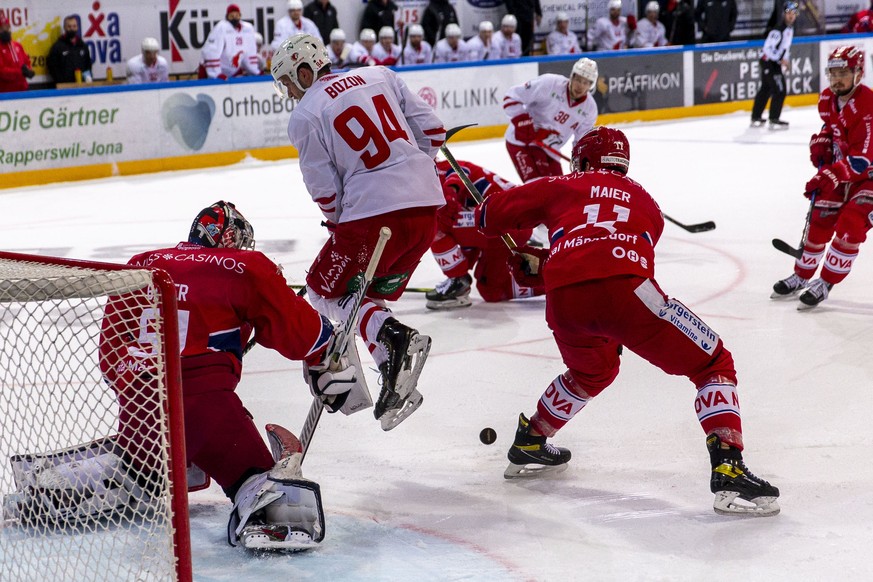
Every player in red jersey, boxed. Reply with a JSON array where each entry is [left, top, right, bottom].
[[100, 201, 365, 550], [426, 159, 544, 309], [772, 46, 873, 309], [475, 127, 780, 516], [272, 33, 445, 429]]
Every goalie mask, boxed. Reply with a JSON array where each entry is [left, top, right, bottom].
[[189, 201, 255, 250], [271, 33, 331, 98], [572, 126, 630, 174]]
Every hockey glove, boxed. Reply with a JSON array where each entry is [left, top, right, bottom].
[[508, 245, 550, 288], [437, 193, 464, 232], [808, 131, 833, 168], [535, 127, 561, 148], [512, 113, 536, 144], [21, 65, 34, 79], [804, 162, 850, 203], [626, 14, 637, 31], [303, 356, 358, 413]]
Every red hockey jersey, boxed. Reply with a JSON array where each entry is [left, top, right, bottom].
[[817, 84, 873, 188], [477, 169, 665, 291]]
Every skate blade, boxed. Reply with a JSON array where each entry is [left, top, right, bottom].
[[426, 296, 473, 310], [769, 289, 801, 300], [796, 300, 820, 311], [713, 491, 780, 517], [768, 124, 789, 131], [240, 526, 319, 551], [750, 120, 765, 128], [394, 333, 432, 400], [379, 389, 423, 431], [503, 461, 568, 479]]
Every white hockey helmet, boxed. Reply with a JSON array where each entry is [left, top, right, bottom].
[[608, 0, 623, 10], [254, 32, 264, 46], [141, 37, 159, 52], [479, 20, 494, 32], [408, 24, 424, 37], [287, 0, 303, 10], [645, 1, 660, 14], [329, 28, 346, 42], [271, 33, 331, 97], [360, 28, 377, 42], [378, 26, 395, 39], [445, 23, 462, 37], [571, 57, 598, 87], [501, 14, 518, 29]]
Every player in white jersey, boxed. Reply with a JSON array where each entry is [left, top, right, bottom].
[[372, 25, 401, 65], [465, 21, 501, 61], [271, 0, 320, 52], [352, 28, 378, 66], [494, 14, 522, 60], [400, 24, 432, 65], [327, 28, 366, 68], [503, 57, 599, 182], [200, 4, 260, 79], [588, 0, 636, 51], [632, 2, 668, 48], [271, 34, 446, 429], [126, 37, 169, 84], [433, 24, 467, 63], [545, 13, 580, 55]]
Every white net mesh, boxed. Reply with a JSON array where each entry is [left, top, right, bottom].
[[0, 257, 182, 582]]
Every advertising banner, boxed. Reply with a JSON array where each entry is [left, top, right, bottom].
[[692, 43, 819, 105], [539, 52, 684, 113]]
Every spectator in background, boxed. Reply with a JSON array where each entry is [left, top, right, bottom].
[[400, 23, 432, 65], [372, 25, 401, 65], [0, 12, 33, 93], [546, 12, 580, 55], [47, 15, 93, 85], [254, 32, 269, 73], [327, 28, 366, 68], [352, 28, 378, 66], [126, 37, 169, 84], [433, 23, 467, 63], [842, 2, 873, 33], [504, 0, 542, 56], [695, 0, 737, 43], [466, 21, 500, 61], [670, 0, 697, 45], [200, 4, 260, 79], [588, 0, 636, 51], [422, 0, 459, 47], [272, 0, 320, 52], [633, 1, 668, 47], [304, 0, 340, 43], [495, 14, 523, 59], [765, 0, 786, 34], [360, 0, 399, 40]]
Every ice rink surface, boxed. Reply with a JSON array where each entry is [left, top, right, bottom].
[[2, 106, 873, 581]]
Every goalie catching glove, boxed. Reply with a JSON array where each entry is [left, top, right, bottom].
[[508, 245, 550, 288], [303, 331, 372, 415]]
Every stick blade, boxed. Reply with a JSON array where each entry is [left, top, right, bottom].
[[445, 123, 477, 141], [686, 221, 716, 233], [771, 238, 802, 259]]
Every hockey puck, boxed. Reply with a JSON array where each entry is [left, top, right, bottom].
[[479, 427, 497, 445]]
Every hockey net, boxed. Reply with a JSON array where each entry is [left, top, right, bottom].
[[0, 252, 191, 582]]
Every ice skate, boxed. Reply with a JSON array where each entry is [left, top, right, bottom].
[[425, 274, 473, 310], [707, 434, 780, 517], [750, 117, 766, 128], [770, 273, 807, 299], [769, 119, 789, 130], [797, 278, 832, 310], [374, 317, 430, 430], [504, 413, 571, 479]]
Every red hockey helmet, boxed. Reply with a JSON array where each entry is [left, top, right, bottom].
[[826, 46, 865, 94], [189, 201, 255, 250], [571, 126, 630, 174]]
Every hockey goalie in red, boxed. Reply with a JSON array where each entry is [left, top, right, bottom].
[[100, 201, 367, 550], [476, 127, 780, 516], [772, 45, 873, 309], [425, 159, 544, 309]]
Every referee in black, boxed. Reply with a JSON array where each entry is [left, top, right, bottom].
[[751, 1, 798, 129]]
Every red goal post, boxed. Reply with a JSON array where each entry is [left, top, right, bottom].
[[0, 251, 191, 582]]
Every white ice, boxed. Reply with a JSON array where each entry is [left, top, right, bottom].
[[2, 107, 872, 581]]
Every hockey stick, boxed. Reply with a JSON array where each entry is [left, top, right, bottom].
[[534, 139, 717, 233], [772, 191, 817, 259], [288, 283, 433, 294], [299, 226, 392, 461]]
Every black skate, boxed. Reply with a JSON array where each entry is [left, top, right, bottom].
[[504, 413, 571, 479], [769, 119, 789, 130], [770, 273, 807, 299], [425, 274, 473, 310], [374, 318, 430, 430], [707, 434, 780, 517], [750, 117, 766, 128], [797, 278, 832, 310]]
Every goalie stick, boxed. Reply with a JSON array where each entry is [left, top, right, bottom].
[[299, 226, 392, 461], [772, 192, 816, 259], [533, 139, 717, 234]]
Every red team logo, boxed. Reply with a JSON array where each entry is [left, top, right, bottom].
[[417, 87, 437, 108]]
